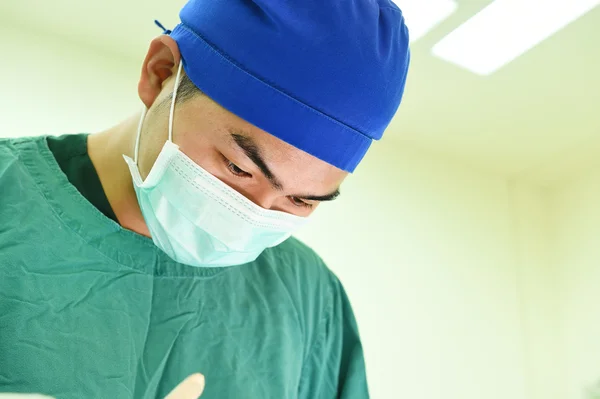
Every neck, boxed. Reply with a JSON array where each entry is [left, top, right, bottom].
[[88, 112, 151, 237]]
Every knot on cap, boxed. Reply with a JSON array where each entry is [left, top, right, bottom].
[[154, 20, 172, 35]]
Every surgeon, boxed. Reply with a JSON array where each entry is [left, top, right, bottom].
[[0, 0, 409, 398]]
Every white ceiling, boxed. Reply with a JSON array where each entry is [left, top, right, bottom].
[[1, 0, 598, 185]]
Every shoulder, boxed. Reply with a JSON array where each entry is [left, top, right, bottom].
[[256, 236, 349, 346], [0, 137, 17, 156], [261, 236, 339, 287], [257, 236, 344, 319], [266, 236, 323, 265], [0, 137, 23, 175], [0, 136, 43, 175], [0, 136, 45, 159]]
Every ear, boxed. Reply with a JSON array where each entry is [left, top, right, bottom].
[[138, 35, 181, 109]]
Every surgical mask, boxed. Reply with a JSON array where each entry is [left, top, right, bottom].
[[123, 62, 308, 267]]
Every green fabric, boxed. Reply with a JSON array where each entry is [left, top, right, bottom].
[[46, 134, 118, 222], [0, 136, 369, 399]]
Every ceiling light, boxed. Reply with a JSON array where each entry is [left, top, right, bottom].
[[432, 0, 599, 75]]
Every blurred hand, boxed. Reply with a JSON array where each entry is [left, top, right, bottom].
[[165, 374, 205, 399], [0, 374, 205, 399]]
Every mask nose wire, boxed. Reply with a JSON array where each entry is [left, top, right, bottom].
[[133, 60, 184, 164]]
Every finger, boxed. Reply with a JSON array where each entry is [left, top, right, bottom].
[[164, 373, 205, 399]]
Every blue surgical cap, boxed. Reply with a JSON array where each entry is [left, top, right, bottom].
[[170, 0, 410, 172]]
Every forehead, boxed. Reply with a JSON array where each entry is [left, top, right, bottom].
[[179, 93, 349, 185]]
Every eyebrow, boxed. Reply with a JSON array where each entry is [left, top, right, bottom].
[[295, 189, 341, 202], [229, 130, 283, 190], [227, 129, 341, 202]]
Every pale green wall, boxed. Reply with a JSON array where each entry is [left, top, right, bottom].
[[296, 144, 530, 399], [550, 163, 600, 399]]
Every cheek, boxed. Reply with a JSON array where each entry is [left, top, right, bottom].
[[180, 145, 223, 178], [138, 128, 169, 180], [180, 145, 242, 192], [216, 174, 268, 202], [198, 159, 231, 183]]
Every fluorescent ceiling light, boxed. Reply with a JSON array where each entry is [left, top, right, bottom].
[[432, 0, 600, 75], [393, 0, 457, 43]]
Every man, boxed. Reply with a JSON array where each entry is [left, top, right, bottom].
[[0, 0, 409, 398]]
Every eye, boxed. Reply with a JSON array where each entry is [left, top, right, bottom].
[[289, 196, 313, 209], [223, 157, 252, 178]]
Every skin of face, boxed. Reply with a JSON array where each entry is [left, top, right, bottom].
[[88, 35, 348, 237]]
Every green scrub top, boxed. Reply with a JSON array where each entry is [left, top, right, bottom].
[[0, 136, 369, 399]]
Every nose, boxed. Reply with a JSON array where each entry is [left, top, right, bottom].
[[236, 185, 281, 211]]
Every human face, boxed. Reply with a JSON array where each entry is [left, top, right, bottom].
[[136, 38, 348, 217]]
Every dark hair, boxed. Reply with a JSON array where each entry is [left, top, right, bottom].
[[175, 73, 202, 104], [158, 72, 202, 111]]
